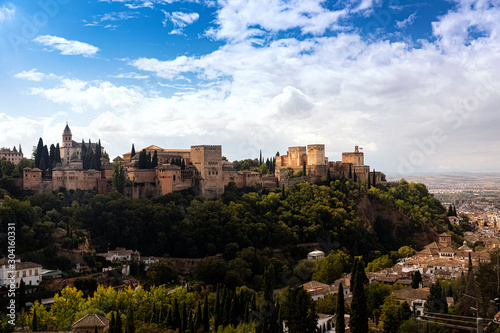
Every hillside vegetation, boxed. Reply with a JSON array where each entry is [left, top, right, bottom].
[[0, 178, 451, 263]]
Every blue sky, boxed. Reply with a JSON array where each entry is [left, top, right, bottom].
[[1, 0, 500, 174]]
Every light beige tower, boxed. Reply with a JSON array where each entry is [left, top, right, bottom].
[[307, 144, 326, 165]]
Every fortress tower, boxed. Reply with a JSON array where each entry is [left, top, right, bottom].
[[61, 124, 73, 165], [288, 146, 307, 167], [190, 145, 224, 198], [307, 144, 325, 165], [342, 145, 364, 166]]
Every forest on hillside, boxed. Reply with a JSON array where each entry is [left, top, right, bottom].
[[0, 177, 455, 262]]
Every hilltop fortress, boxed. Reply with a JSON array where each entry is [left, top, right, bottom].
[[23, 125, 382, 198]]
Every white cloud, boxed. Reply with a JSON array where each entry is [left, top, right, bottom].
[[83, 11, 140, 27], [162, 11, 200, 34], [97, 0, 199, 9], [33, 35, 100, 57], [207, 0, 349, 41], [29, 79, 144, 113], [112, 72, 150, 79], [8, 0, 500, 173], [0, 3, 15, 22], [396, 12, 417, 29], [432, 0, 500, 52], [14, 69, 57, 82]]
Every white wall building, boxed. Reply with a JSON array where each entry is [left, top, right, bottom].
[[0, 258, 42, 287]]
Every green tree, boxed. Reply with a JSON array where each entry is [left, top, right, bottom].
[[366, 255, 393, 272], [336, 283, 345, 333], [380, 295, 412, 333], [259, 163, 269, 175], [350, 259, 368, 333], [32, 307, 38, 332], [283, 286, 318, 333], [112, 159, 126, 193], [146, 259, 178, 286], [411, 271, 422, 289], [126, 306, 135, 333], [312, 251, 348, 284], [50, 286, 86, 331]]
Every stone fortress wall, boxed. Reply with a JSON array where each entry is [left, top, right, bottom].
[[22, 125, 383, 198]]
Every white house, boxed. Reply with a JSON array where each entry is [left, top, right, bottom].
[[97, 248, 140, 262], [0, 257, 43, 287]]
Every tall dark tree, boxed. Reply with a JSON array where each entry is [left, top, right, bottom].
[[81, 139, 87, 166], [372, 169, 376, 186], [350, 260, 368, 333], [283, 286, 318, 333], [49, 144, 57, 168], [336, 283, 345, 333], [146, 152, 152, 169], [459, 253, 477, 316], [115, 311, 122, 333], [138, 150, 146, 169], [126, 306, 135, 333], [35, 138, 44, 168], [447, 205, 454, 217], [55, 143, 61, 165], [302, 161, 306, 176], [259, 150, 263, 165], [41, 145, 49, 171], [411, 271, 422, 289], [131, 144, 136, 159], [202, 293, 210, 332], [112, 160, 126, 193], [32, 307, 38, 331], [152, 150, 158, 169], [109, 312, 116, 333], [96, 139, 102, 170]]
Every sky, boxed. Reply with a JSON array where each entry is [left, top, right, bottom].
[[1, 0, 500, 174]]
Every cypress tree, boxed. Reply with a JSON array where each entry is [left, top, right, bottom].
[[173, 298, 180, 329], [96, 139, 102, 170], [126, 306, 135, 333], [447, 205, 454, 216], [41, 145, 49, 170], [260, 150, 263, 165], [214, 286, 220, 329], [146, 152, 152, 169], [35, 138, 44, 168], [202, 294, 210, 332], [49, 144, 56, 168], [411, 271, 422, 289], [353, 171, 357, 182], [39, 159, 46, 177], [302, 161, 306, 176], [195, 301, 202, 330], [81, 139, 87, 167], [181, 302, 188, 333], [336, 283, 345, 333], [131, 144, 136, 159], [152, 150, 158, 168], [372, 169, 376, 186], [115, 311, 122, 333], [181, 158, 186, 170], [110, 312, 116, 333], [350, 260, 368, 333], [55, 143, 61, 165], [32, 307, 38, 331], [348, 165, 352, 179]]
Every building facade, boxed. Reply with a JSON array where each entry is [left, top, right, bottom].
[[0, 145, 23, 164]]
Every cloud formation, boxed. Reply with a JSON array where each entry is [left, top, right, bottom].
[[162, 11, 200, 34], [33, 35, 100, 57], [14, 69, 57, 82], [0, 2, 14, 22]]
